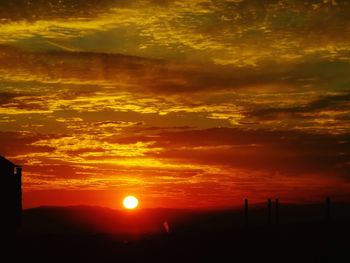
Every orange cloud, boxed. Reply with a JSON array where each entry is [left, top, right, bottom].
[[1, 0, 350, 208]]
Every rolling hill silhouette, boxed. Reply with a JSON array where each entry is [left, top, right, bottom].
[[21, 202, 350, 234]]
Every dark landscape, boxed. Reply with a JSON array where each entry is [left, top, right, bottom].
[[4, 202, 350, 262]]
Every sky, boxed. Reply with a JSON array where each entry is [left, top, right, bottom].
[[0, 0, 350, 209]]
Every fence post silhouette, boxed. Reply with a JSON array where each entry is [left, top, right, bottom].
[[244, 198, 249, 227], [275, 198, 279, 225], [325, 197, 331, 222], [267, 198, 272, 225]]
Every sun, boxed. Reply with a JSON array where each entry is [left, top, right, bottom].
[[123, 195, 139, 210]]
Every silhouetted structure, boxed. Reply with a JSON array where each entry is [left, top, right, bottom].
[[325, 196, 331, 222], [244, 198, 249, 227], [0, 155, 22, 230], [275, 198, 279, 225], [267, 198, 272, 225]]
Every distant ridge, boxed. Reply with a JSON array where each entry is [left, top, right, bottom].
[[21, 203, 350, 235]]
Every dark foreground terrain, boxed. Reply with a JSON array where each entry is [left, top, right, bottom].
[[3, 204, 350, 262]]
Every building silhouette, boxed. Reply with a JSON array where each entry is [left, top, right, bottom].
[[0, 155, 22, 230]]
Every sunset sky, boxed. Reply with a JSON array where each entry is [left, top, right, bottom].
[[1, 0, 350, 209]]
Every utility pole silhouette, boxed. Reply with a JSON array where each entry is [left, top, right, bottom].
[[244, 198, 249, 227], [275, 198, 279, 225], [267, 198, 272, 225], [325, 197, 331, 222]]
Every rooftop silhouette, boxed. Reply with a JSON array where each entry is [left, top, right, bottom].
[[0, 155, 22, 231]]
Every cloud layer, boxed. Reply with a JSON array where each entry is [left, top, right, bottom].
[[0, 0, 349, 208]]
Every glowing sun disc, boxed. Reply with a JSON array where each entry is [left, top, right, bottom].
[[123, 196, 139, 209]]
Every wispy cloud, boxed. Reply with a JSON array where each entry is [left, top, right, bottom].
[[1, 0, 350, 208]]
